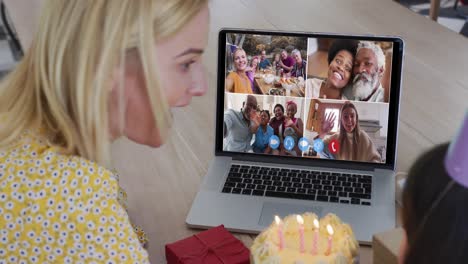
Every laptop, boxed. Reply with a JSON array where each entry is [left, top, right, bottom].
[[187, 28, 404, 244]]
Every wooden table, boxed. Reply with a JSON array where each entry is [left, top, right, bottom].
[[112, 1, 468, 263], [254, 77, 305, 97], [7, 0, 465, 263], [110, 1, 468, 263]]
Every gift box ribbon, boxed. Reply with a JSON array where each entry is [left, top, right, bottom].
[[177, 232, 248, 263]]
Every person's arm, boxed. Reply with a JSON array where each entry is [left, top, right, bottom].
[[291, 64, 297, 77], [225, 76, 234, 93], [223, 111, 233, 138], [290, 118, 304, 138], [248, 110, 260, 134], [364, 132, 382, 162], [279, 60, 293, 72], [249, 119, 260, 134], [223, 121, 227, 138], [284, 65, 293, 72]]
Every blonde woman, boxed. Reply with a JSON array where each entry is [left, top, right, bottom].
[[225, 48, 253, 94], [318, 102, 381, 162], [0, 0, 209, 262]]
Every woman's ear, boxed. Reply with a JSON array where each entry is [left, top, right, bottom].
[[398, 230, 408, 264]]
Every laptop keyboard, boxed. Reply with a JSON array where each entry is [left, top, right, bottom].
[[221, 164, 372, 206]]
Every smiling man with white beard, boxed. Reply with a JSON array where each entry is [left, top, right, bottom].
[[346, 41, 386, 102]]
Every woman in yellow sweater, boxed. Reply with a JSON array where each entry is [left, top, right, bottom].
[[0, 0, 209, 263], [318, 102, 381, 163]]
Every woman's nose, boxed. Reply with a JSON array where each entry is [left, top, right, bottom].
[[189, 64, 208, 96]]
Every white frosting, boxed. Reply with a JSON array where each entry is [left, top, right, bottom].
[[251, 213, 359, 264]]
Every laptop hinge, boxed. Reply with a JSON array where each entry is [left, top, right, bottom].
[[231, 156, 375, 171]]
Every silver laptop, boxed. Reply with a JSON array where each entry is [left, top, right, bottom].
[[187, 29, 404, 244]]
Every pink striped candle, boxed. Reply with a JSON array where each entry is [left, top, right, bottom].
[[274, 215, 285, 250], [312, 218, 319, 255], [297, 215, 305, 253]]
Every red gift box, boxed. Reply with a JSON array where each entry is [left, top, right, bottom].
[[165, 225, 250, 264]]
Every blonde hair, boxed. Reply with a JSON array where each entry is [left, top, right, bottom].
[[0, 0, 208, 166], [339, 102, 360, 160]]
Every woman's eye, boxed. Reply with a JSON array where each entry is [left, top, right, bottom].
[[180, 60, 195, 72]]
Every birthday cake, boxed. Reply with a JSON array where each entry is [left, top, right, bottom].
[[251, 213, 359, 264]]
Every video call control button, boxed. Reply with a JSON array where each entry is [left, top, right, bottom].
[[328, 139, 340, 154], [284, 136, 295, 151], [298, 137, 310, 152], [313, 138, 324, 153], [269, 135, 280, 149]]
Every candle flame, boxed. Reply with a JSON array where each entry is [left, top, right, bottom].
[[275, 215, 281, 225], [296, 215, 304, 225], [313, 218, 319, 229], [327, 224, 334, 235]]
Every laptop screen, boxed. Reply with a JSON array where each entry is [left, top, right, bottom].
[[219, 30, 403, 168]]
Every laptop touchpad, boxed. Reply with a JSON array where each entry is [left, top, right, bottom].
[[258, 201, 323, 226]]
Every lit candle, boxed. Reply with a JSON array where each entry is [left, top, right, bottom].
[[297, 215, 305, 253], [326, 224, 334, 255], [275, 215, 285, 250], [312, 218, 319, 255]]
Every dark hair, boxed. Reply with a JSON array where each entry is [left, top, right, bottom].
[[327, 39, 359, 65], [273, 104, 284, 113], [402, 143, 468, 264], [260, 110, 270, 119]]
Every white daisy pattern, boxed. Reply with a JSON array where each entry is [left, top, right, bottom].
[[0, 128, 149, 263]]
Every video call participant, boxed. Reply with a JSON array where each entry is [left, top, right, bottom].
[[225, 48, 253, 94], [345, 41, 386, 102], [224, 95, 260, 152], [252, 110, 274, 154], [279, 49, 295, 75], [318, 102, 381, 162], [246, 56, 260, 93], [258, 50, 271, 70], [291, 49, 307, 79], [269, 104, 285, 138], [306, 39, 358, 99], [280, 101, 304, 156]]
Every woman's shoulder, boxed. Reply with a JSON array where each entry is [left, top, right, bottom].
[[1, 131, 119, 192], [307, 78, 324, 87], [1, 147, 150, 261], [306, 78, 324, 98], [267, 125, 274, 133], [227, 71, 238, 79], [357, 129, 373, 144]]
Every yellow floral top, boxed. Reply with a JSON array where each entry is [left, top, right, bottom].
[[0, 128, 149, 263]]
